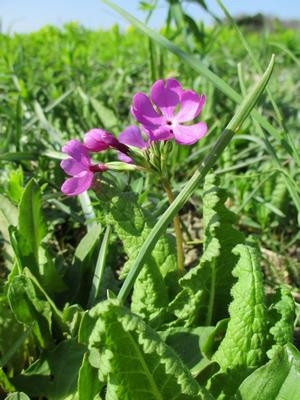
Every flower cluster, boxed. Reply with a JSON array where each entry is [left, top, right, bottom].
[[60, 78, 207, 196]]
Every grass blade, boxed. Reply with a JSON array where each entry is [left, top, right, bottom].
[[88, 225, 111, 307]]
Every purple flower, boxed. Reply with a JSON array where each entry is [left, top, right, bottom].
[[131, 78, 207, 145], [118, 125, 149, 163], [60, 140, 107, 196], [84, 128, 130, 155]]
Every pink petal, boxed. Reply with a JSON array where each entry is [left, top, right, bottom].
[[84, 129, 113, 152], [62, 140, 90, 167], [60, 158, 87, 176], [119, 125, 147, 149], [148, 126, 175, 142], [61, 171, 94, 196], [150, 79, 180, 120], [175, 91, 206, 123], [131, 93, 163, 129], [118, 152, 133, 164], [173, 122, 208, 145], [165, 78, 183, 96]]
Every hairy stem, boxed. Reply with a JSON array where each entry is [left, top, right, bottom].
[[163, 181, 184, 274]]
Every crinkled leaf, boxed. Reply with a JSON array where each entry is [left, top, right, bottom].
[[80, 299, 213, 400], [209, 243, 268, 398], [267, 285, 296, 358], [105, 193, 177, 322], [213, 243, 268, 369], [238, 344, 300, 400], [170, 174, 244, 327]]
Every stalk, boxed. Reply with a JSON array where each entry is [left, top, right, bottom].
[[163, 180, 184, 274]]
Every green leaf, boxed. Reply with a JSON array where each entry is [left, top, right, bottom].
[[0, 296, 27, 370], [238, 344, 300, 400], [7, 275, 52, 348], [159, 326, 216, 376], [64, 223, 103, 305], [12, 339, 85, 400], [78, 353, 102, 400], [80, 299, 213, 400], [90, 97, 118, 130], [0, 194, 18, 270], [7, 166, 24, 204], [11, 179, 65, 293], [213, 243, 268, 370], [17, 179, 46, 270], [169, 174, 244, 326], [105, 193, 177, 322], [267, 286, 296, 358]]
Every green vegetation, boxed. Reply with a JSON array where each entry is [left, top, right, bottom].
[[0, 1, 300, 398]]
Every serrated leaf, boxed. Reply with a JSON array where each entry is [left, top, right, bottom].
[[105, 193, 177, 322], [80, 299, 213, 400], [267, 286, 296, 358], [238, 344, 300, 400], [213, 243, 268, 370], [170, 174, 244, 327]]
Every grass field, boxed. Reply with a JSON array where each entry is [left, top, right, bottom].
[[1, 1, 300, 398]]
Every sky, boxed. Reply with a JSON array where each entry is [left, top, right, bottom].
[[1, 0, 300, 33]]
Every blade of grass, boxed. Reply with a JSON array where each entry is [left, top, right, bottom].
[[270, 42, 300, 68], [117, 55, 275, 302], [238, 62, 300, 224], [217, 0, 300, 168], [88, 225, 111, 307]]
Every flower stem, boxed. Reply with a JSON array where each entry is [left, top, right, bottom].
[[163, 181, 184, 274]]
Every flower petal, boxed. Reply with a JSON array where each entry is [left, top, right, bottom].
[[118, 152, 133, 164], [150, 79, 180, 120], [61, 171, 94, 196], [119, 125, 147, 149], [62, 140, 90, 166], [173, 122, 208, 145], [131, 93, 163, 129], [148, 126, 175, 142], [175, 91, 206, 123], [60, 158, 87, 176], [84, 129, 113, 152], [165, 78, 183, 96]]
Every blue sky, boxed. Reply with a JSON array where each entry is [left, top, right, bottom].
[[1, 0, 300, 33]]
